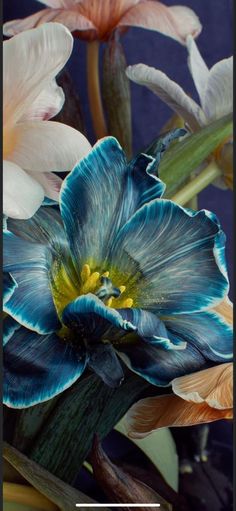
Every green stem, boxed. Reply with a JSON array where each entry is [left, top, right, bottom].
[[87, 41, 107, 139], [170, 162, 221, 206]]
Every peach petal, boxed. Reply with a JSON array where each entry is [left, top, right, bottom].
[[126, 394, 232, 438], [172, 363, 233, 409]]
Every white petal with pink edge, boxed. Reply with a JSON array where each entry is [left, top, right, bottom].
[[202, 57, 233, 121], [27, 171, 63, 201], [20, 79, 65, 122]]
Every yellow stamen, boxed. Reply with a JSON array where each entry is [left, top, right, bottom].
[[102, 271, 110, 278], [119, 285, 126, 294], [121, 298, 133, 308], [81, 272, 100, 293], [81, 264, 91, 283], [107, 297, 113, 307]]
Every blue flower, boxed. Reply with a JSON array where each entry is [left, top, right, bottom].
[[3, 137, 232, 408]]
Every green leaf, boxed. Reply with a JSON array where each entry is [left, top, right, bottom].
[[29, 372, 149, 484], [115, 418, 178, 492], [3, 442, 109, 511], [102, 36, 132, 158], [158, 113, 232, 197]]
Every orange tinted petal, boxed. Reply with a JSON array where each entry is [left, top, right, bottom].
[[126, 394, 232, 438], [172, 363, 233, 409]]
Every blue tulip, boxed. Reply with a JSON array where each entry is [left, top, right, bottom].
[[3, 137, 232, 408]]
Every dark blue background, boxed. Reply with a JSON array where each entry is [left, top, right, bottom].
[[3, 0, 233, 290]]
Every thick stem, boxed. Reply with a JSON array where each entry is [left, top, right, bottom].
[[170, 162, 221, 206], [87, 41, 107, 139]]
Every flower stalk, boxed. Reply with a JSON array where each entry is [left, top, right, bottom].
[[170, 162, 222, 206], [87, 41, 107, 139]]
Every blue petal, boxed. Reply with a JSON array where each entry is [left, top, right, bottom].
[[118, 308, 185, 350], [164, 309, 233, 362], [3, 315, 20, 346], [117, 339, 209, 386], [60, 137, 165, 271], [144, 128, 187, 171], [110, 199, 229, 314], [62, 293, 136, 341], [4, 327, 87, 408], [3, 231, 60, 333], [3, 273, 17, 305]]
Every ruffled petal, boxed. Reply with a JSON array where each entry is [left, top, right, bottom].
[[27, 172, 63, 202], [3, 23, 73, 124], [119, 2, 202, 44], [60, 137, 164, 271], [3, 161, 44, 220], [4, 326, 86, 408], [126, 394, 232, 438], [202, 57, 233, 121], [172, 363, 233, 409], [3, 230, 60, 334], [20, 79, 65, 122], [126, 64, 206, 130], [3, 273, 18, 305], [9, 120, 91, 173], [164, 310, 232, 363], [186, 35, 209, 104], [110, 200, 229, 314], [62, 293, 136, 341]]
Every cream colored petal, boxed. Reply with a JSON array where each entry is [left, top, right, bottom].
[[9, 120, 91, 173], [186, 35, 210, 103], [202, 57, 233, 121], [126, 394, 232, 438], [126, 63, 206, 130], [27, 171, 63, 201], [3, 161, 44, 219], [3, 9, 96, 38], [3, 23, 73, 124], [119, 2, 202, 44], [20, 79, 65, 122], [172, 363, 233, 409]]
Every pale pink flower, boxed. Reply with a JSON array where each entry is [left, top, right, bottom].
[[3, 0, 202, 44], [3, 22, 91, 219]]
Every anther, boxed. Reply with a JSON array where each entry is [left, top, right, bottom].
[[81, 264, 91, 283]]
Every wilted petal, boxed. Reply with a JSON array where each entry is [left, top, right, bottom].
[[3, 161, 44, 219], [126, 64, 206, 130], [186, 35, 210, 103], [27, 172, 63, 201], [3, 23, 73, 124], [172, 363, 233, 409], [20, 79, 65, 122], [202, 57, 233, 121], [91, 435, 165, 509], [9, 120, 91, 173], [4, 326, 87, 408], [120, 2, 202, 44], [126, 394, 232, 438]]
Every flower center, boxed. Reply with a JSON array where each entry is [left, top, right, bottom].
[[51, 261, 134, 319]]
